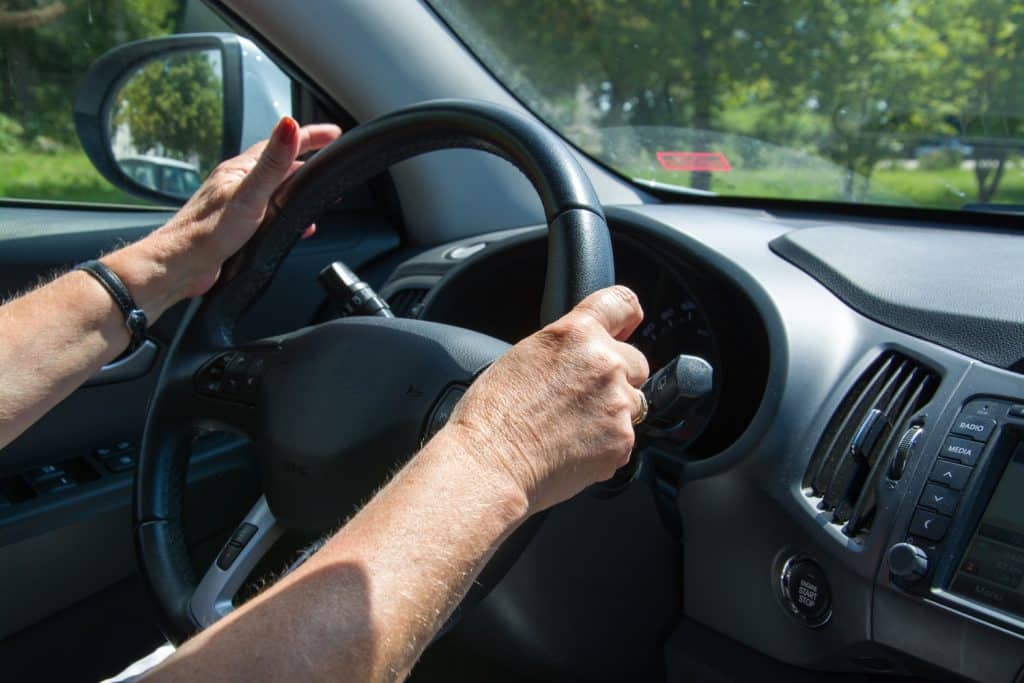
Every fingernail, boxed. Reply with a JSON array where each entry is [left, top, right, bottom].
[[275, 116, 298, 144]]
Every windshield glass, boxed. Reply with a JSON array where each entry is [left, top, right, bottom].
[[430, 1, 1024, 212]]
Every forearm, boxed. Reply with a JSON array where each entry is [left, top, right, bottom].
[[0, 236, 189, 448], [147, 428, 529, 682]]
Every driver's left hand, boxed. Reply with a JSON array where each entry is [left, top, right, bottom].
[[103, 117, 342, 320]]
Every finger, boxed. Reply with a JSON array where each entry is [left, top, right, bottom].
[[573, 285, 644, 341], [301, 224, 316, 240], [614, 340, 649, 387], [296, 123, 342, 156], [236, 123, 341, 164], [235, 116, 301, 205], [630, 387, 649, 426]]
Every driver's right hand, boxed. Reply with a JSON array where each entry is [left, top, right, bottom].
[[443, 285, 649, 515]]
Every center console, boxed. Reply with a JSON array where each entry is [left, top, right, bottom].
[[889, 395, 1024, 640]]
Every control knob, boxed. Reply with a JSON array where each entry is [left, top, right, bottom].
[[888, 542, 929, 582]]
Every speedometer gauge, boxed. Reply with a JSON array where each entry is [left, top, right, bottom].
[[636, 298, 716, 373]]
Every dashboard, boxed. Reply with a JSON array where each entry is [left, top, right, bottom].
[[377, 205, 1024, 682]]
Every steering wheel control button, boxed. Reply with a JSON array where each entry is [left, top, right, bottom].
[[950, 415, 997, 442], [216, 543, 242, 571], [231, 522, 258, 546], [888, 543, 930, 582], [216, 523, 259, 571], [939, 436, 984, 466], [423, 386, 467, 444], [919, 483, 959, 516], [929, 459, 971, 490], [910, 508, 951, 542], [1008, 404, 1024, 419], [197, 352, 265, 405], [780, 557, 832, 627]]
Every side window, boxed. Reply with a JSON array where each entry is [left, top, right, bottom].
[[0, 1, 233, 206]]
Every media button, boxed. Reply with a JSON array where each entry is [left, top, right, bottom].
[[939, 436, 984, 465]]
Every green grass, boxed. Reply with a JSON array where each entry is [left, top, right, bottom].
[[1, 149, 152, 205], [635, 164, 1024, 211], [873, 166, 1024, 209], [5, 149, 1024, 213]]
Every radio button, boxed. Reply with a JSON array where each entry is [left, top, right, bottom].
[[919, 483, 960, 516], [950, 415, 997, 442], [929, 459, 971, 490], [910, 508, 951, 541], [939, 436, 984, 466]]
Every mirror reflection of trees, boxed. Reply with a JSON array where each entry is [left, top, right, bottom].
[[440, 0, 1024, 206], [111, 50, 223, 176]]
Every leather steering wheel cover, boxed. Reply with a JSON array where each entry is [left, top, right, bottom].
[[134, 99, 614, 643], [201, 99, 611, 345]]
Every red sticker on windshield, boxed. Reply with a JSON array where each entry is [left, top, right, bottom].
[[656, 151, 731, 172]]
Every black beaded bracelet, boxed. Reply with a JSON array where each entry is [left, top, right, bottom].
[[75, 259, 148, 353]]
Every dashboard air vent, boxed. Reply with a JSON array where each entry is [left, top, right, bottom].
[[387, 288, 428, 318], [803, 352, 938, 538]]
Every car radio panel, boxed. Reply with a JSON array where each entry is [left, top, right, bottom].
[[891, 396, 1024, 629], [949, 440, 1024, 618]]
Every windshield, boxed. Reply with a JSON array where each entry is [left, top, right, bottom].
[[430, 1, 1024, 212]]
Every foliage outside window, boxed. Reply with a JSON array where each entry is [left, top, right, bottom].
[[432, 0, 1024, 211], [0, 0, 186, 204]]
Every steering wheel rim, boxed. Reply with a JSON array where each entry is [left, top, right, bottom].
[[134, 99, 615, 644]]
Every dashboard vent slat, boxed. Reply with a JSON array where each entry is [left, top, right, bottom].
[[387, 288, 428, 318], [803, 352, 938, 539]]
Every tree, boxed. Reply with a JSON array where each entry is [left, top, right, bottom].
[[0, 1, 65, 29], [441, 0, 813, 189], [436, 0, 1024, 205], [926, 0, 1024, 203], [0, 0, 180, 145], [112, 50, 223, 173]]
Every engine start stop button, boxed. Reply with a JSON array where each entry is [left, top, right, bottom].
[[780, 555, 832, 627]]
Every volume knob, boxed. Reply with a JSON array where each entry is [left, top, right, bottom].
[[888, 542, 929, 582]]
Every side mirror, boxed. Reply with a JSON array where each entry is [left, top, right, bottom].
[[73, 33, 291, 205]]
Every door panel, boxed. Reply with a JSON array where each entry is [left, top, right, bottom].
[[0, 201, 401, 677]]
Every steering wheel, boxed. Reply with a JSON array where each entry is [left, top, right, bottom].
[[134, 99, 615, 644]]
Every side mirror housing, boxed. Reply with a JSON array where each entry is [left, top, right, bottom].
[[73, 33, 290, 205]]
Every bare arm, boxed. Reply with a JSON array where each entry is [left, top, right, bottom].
[[0, 118, 341, 448], [146, 287, 649, 682]]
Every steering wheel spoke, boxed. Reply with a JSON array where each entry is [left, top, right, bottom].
[[189, 496, 283, 628]]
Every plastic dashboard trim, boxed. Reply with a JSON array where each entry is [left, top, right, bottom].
[[377, 203, 1024, 681]]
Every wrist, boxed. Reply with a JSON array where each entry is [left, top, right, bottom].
[[421, 426, 531, 529], [100, 232, 194, 322]]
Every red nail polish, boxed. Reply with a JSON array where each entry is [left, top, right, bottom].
[[277, 117, 298, 144]]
